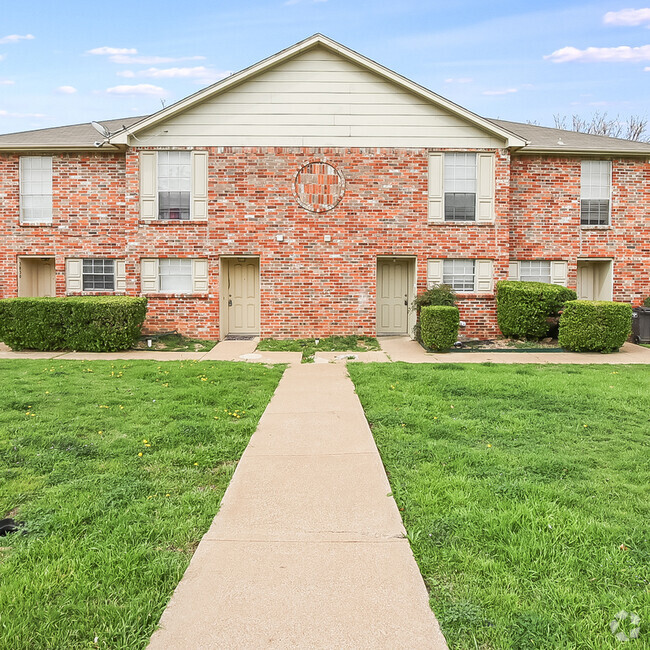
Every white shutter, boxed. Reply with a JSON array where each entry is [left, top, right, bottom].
[[427, 259, 443, 287], [192, 258, 209, 293], [115, 260, 126, 292], [140, 151, 157, 220], [551, 260, 568, 286], [476, 153, 495, 223], [476, 259, 494, 293], [191, 151, 208, 220], [428, 153, 444, 223], [141, 258, 159, 293], [509, 261, 520, 280], [66, 258, 82, 292]]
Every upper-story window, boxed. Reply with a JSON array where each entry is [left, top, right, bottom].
[[158, 151, 191, 220], [428, 152, 494, 224], [139, 150, 208, 221], [444, 153, 476, 221], [20, 156, 53, 224], [581, 160, 611, 226]]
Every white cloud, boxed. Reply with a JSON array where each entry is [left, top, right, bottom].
[[545, 44, 650, 62], [117, 65, 230, 83], [106, 83, 166, 95], [603, 8, 650, 26], [0, 109, 45, 118], [87, 46, 138, 55], [0, 79, 14, 85], [56, 85, 77, 94], [444, 77, 473, 84], [482, 87, 518, 96], [108, 54, 205, 64], [0, 34, 35, 44]]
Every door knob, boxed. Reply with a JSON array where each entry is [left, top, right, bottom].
[[228, 299, 232, 306]]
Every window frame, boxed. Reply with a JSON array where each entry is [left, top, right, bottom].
[[580, 160, 611, 226], [518, 260, 552, 283], [158, 258, 193, 293], [157, 150, 192, 221], [444, 152, 477, 222], [19, 156, 53, 225], [82, 258, 116, 292], [442, 259, 476, 292]]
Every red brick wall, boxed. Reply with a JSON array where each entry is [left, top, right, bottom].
[[2, 147, 648, 341], [509, 155, 650, 306]]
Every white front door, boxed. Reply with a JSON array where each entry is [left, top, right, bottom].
[[224, 258, 260, 336], [577, 260, 613, 301], [18, 258, 55, 297], [377, 259, 410, 335]]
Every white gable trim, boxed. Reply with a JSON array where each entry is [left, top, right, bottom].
[[110, 34, 526, 148]]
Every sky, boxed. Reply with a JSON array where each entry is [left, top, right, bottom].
[[1, 1, 650, 135]]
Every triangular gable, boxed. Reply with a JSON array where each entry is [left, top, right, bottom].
[[111, 34, 526, 148]]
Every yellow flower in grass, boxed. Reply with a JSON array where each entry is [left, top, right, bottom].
[[193, 462, 198, 466], [138, 452, 143, 457]]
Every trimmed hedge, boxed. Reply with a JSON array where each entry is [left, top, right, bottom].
[[558, 300, 632, 353], [644, 296, 650, 308], [496, 281, 577, 340], [0, 296, 148, 351], [420, 305, 459, 351]]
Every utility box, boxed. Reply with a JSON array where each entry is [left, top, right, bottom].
[[632, 307, 650, 344]]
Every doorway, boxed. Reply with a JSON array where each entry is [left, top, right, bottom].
[[577, 259, 613, 301], [18, 257, 56, 297], [376, 257, 415, 336], [221, 257, 260, 337]]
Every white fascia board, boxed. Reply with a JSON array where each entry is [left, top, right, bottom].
[[112, 34, 527, 148]]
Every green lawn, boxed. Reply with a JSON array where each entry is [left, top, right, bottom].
[[0, 360, 284, 649], [348, 363, 650, 649], [257, 335, 380, 362]]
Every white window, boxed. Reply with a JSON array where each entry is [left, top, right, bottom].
[[159, 258, 193, 292], [83, 259, 115, 291], [581, 160, 611, 225], [158, 151, 191, 220], [519, 260, 551, 283], [444, 153, 476, 221], [20, 156, 53, 224], [428, 152, 494, 224], [65, 258, 125, 293], [443, 259, 476, 291], [428, 258, 493, 293], [140, 258, 209, 294], [509, 260, 568, 286]]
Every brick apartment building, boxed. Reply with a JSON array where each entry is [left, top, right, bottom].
[[1, 34, 648, 340]]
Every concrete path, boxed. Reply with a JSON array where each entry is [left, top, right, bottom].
[[148, 363, 448, 649], [380, 336, 650, 364]]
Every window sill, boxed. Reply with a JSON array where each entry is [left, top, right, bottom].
[[143, 292, 209, 299], [20, 222, 54, 227], [455, 293, 495, 299], [139, 219, 208, 225], [428, 221, 496, 226], [580, 225, 612, 230]]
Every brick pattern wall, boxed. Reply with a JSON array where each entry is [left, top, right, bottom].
[[509, 155, 650, 305], [2, 147, 648, 341]]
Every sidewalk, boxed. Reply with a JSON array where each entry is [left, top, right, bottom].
[[148, 363, 448, 649]]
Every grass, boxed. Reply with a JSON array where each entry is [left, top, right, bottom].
[[0, 359, 284, 649], [133, 333, 217, 352], [348, 363, 650, 649], [257, 335, 380, 362]]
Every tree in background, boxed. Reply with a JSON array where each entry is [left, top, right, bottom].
[[552, 112, 649, 142]]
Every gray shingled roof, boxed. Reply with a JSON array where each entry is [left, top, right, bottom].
[[1, 113, 650, 155], [489, 118, 650, 154], [0, 117, 144, 149]]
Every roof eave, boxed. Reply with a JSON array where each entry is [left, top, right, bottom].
[[0, 144, 125, 152], [516, 146, 650, 157]]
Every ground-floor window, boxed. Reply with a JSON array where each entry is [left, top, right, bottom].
[[82, 259, 115, 291], [518, 260, 551, 283], [442, 259, 476, 292], [140, 258, 209, 294]]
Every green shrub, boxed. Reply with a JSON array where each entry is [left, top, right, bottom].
[[0, 296, 148, 351], [558, 300, 632, 353], [643, 296, 650, 308], [496, 281, 577, 340], [412, 284, 457, 310], [420, 305, 459, 351]]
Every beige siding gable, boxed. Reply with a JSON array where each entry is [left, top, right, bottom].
[[139, 46, 507, 149]]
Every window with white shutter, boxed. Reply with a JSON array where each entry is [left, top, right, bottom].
[[581, 161, 611, 225], [510, 260, 568, 286], [140, 258, 208, 293]]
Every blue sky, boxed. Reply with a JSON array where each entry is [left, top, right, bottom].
[[2, 1, 650, 134]]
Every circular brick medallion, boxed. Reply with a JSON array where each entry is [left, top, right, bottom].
[[294, 162, 345, 213]]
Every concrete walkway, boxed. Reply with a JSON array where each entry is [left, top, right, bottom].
[[379, 336, 650, 364], [148, 363, 448, 649]]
